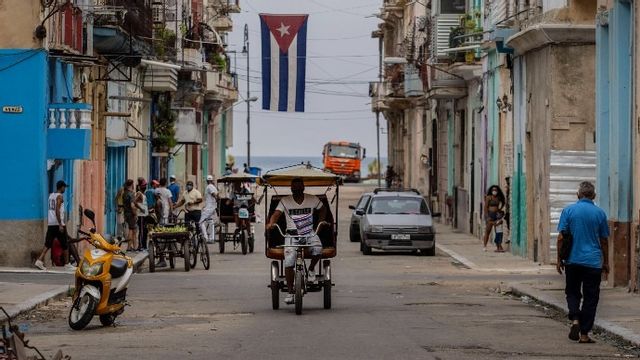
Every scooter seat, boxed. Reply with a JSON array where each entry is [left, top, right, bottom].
[[110, 258, 128, 278]]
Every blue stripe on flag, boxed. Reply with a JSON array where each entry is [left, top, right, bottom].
[[295, 19, 308, 112], [260, 18, 271, 110], [278, 50, 288, 111]]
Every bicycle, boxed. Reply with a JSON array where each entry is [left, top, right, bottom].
[[272, 222, 328, 315]]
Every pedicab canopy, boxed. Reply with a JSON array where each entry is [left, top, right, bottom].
[[258, 163, 342, 187], [216, 173, 260, 183]]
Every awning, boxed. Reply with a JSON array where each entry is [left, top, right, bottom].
[[107, 139, 136, 148], [217, 173, 259, 183], [259, 164, 342, 187]]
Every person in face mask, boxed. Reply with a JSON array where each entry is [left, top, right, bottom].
[[267, 178, 327, 305], [483, 185, 506, 251], [174, 180, 203, 226]]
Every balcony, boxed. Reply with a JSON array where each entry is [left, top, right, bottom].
[[47, 103, 92, 160], [426, 66, 467, 99], [94, 0, 153, 40], [208, 0, 241, 14], [142, 60, 179, 92], [181, 48, 204, 68], [205, 70, 238, 102], [210, 16, 233, 32], [173, 108, 202, 144]]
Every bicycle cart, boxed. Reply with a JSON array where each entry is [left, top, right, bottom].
[[260, 163, 340, 315], [217, 173, 259, 255], [147, 224, 191, 272]]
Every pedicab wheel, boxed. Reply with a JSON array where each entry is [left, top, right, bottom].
[[148, 241, 156, 273], [68, 293, 97, 330], [295, 271, 303, 315], [323, 280, 332, 309], [248, 235, 255, 253], [271, 281, 280, 310], [240, 230, 248, 255], [201, 241, 211, 270], [169, 253, 175, 269], [189, 236, 198, 269], [183, 242, 191, 272], [99, 314, 116, 327]]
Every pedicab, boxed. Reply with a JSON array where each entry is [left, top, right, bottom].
[[259, 163, 341, 315], [217, 173, 259, 254]]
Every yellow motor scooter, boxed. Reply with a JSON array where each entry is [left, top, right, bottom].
[[68, 209, 133, 330]]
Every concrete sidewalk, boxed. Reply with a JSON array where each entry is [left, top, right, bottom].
[[0, 251, 147, 323], [435, 224, 640, 346]]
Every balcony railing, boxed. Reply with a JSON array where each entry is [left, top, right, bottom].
[[48, 103, 92, 129]]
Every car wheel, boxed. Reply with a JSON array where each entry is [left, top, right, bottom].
[[349, 227, 359, 242], [422, 246, 436, 256], [362, 240, 372, 255]]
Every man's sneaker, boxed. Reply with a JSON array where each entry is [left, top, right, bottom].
[[308, 270, 317, 283], [34, 259, 46, 271], [156, 260, 167, 268], [284, 294, 295, 305], [64, 263, 77, 271]]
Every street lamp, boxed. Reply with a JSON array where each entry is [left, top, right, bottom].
[[241, 24, 252, 167]]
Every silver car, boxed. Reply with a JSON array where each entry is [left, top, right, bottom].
[[358, 189, 439, 256]]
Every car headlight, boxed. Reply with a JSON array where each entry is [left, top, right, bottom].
[[418, 226, 434, 234], [81, 261, 104, 277], [369, 225, 385, 233]]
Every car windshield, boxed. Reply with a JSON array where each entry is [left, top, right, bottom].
[[328, 145, 359, 159], [367, 197, 429, 215]]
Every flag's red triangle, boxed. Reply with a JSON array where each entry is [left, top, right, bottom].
[[260, 14, 308, 54]]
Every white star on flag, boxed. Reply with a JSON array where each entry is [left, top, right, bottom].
[[276, 22, 290, 37]]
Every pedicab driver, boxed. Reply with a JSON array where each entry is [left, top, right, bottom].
[[267, 177, 327, 305]]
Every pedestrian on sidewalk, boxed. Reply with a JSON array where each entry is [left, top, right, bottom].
[[115, 183, 126, 241], [556, 181, 609, 344], [482, 185, 505, 251], [168, 175, 180, 203], [35, 180, 75, 271], [136, 178, 149, 251], [156, 178, 173, 225], [122, 179, 138, 252]]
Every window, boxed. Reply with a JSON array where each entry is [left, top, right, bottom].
[[368, 197, 430, 215], [328, 145, 360, 159], [356, 195, 371, 210], [440, 0, 465, 14]]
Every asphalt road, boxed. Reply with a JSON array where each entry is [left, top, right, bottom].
[[10, 185, 632, 359]]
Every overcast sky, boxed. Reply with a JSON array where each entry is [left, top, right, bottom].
[[226, 0, 388, 158]]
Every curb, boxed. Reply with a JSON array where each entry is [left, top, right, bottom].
[[1, 285, 70, 324], [1, 253, 148, 323], [509, 283, 640, 346], [436, 243, 555, 273]]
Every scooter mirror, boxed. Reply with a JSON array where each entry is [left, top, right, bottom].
[[83, 209, 96, 226]]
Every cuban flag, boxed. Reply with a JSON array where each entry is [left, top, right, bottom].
[[260, 14, 308, 112]]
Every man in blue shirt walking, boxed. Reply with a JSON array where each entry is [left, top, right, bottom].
[[168, 175, 180, 203], [557, 181, 609, 343]]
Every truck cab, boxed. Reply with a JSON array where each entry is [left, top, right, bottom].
[[322, 141, 365, 183]]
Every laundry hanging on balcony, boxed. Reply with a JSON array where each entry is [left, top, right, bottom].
[[260, 14, 308, 112]]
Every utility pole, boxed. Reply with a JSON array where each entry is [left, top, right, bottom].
[[243, 24, 251, 168], [376, 34, 383, 187]]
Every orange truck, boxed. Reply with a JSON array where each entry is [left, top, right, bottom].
[[322, 141, 365, 183]]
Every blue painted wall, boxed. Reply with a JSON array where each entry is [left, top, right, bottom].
[[597, 1, 633, 222], [0, 50, 48, 220]]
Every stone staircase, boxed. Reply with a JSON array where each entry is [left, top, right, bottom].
[[549, 150, 597, 260]]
